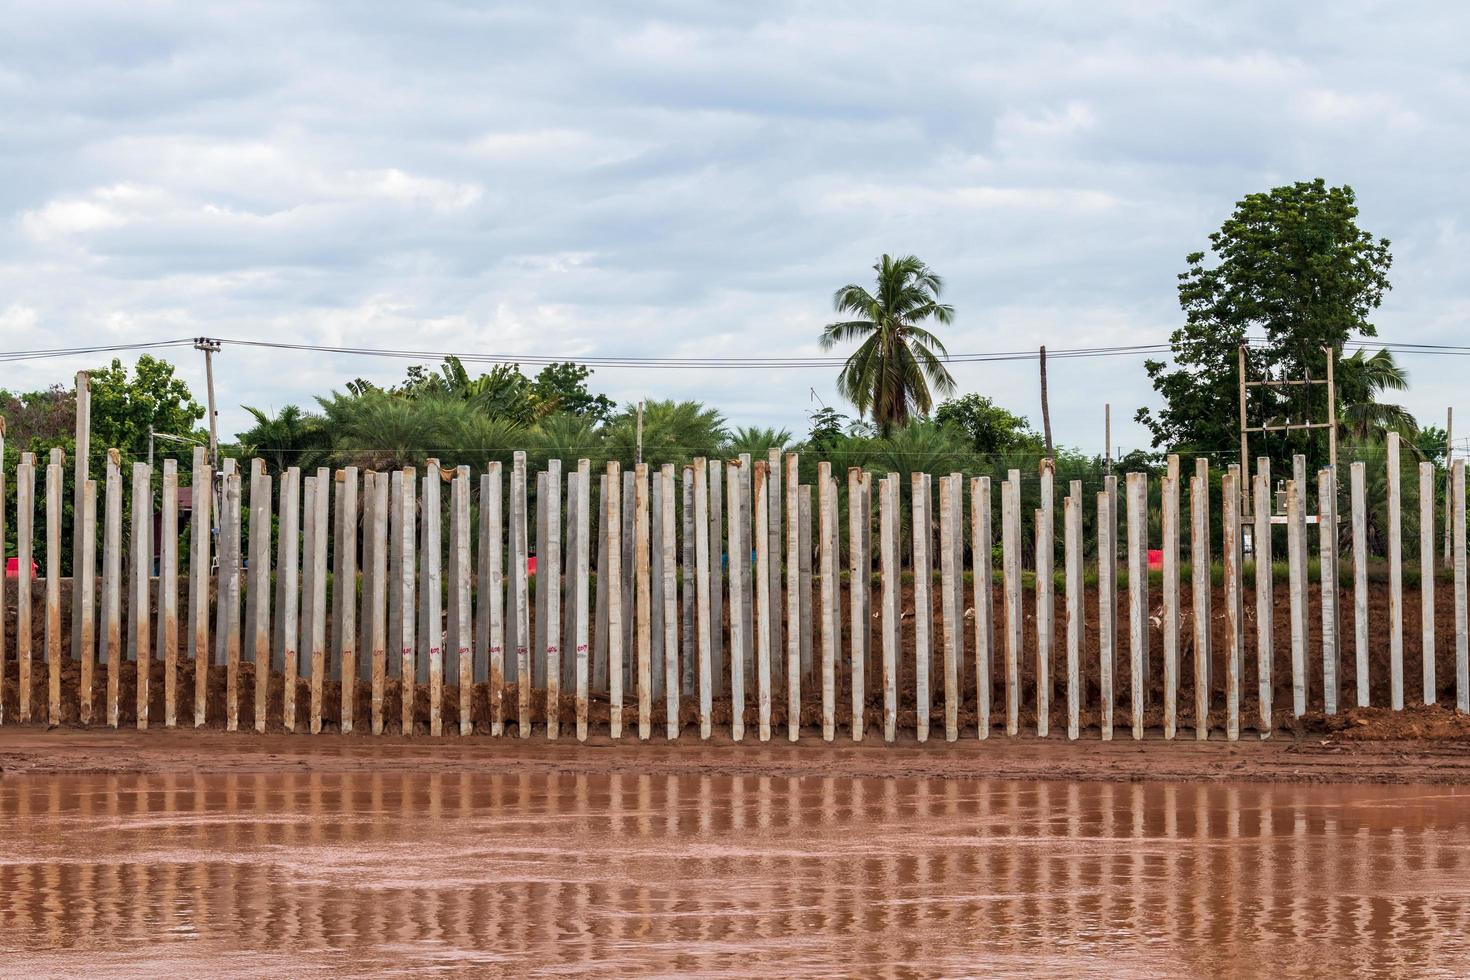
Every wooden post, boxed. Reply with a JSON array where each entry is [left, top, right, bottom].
[[308, 469, 330, 731], [16, 456, 33, 722], [1286, 479, 1307, 717], [694, 457, 713, 740], [278, 468, 300, 732], [1162, 459, 1180, 739], [788, 456, 804, 741], [819, 463, 838, 741], [1190, 472, 1210, 740], [222, 469, 242, 731], [939, 474, 960, 742], [1255, 461, 1275, 732], [635, 463, 653, 740], [1420, 461, 1435, 704], [1127, 472, 1146, 740], [1387, 431, 1404, 709], [753, 460, 772, 741], [1001, 476, 1021, 736], [1037, 458, 1055, 732], [250, 464, 272, 733], [972, 477, 993, 739], [71, 372, 90, 665], [879, 472, 899, 743], [397, 468, 418, 734], [104, 453, 123, 728], [1454, 459, 1467, 712], [725, 461, 744, 741], [910, 472, 932, 742], [603, 461, 622, 738], [190, 450, 209, 728], [571, 460, 591, 739], [661, 464, 680, 738], [45, 460, 62, 724], [1222, 469, 1242, 740], [1320, 467, 1340, 715], [160, 460, 179, 728], [1064, 483, 1082, 740], [79, 479, 97, 724]]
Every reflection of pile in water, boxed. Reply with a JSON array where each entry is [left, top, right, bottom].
[[7, 578, 1470, 740]]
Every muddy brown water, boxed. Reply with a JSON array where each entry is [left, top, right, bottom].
[[3, 770, 1469, 976]]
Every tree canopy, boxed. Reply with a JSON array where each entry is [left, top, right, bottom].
[[1137, 179, 1395, 468]]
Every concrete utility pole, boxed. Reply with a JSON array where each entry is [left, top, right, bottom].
[[1104, 404, 1111, 475], [636, 399, 644, 466], [1039, 346, 1054, 458], [194, 338, 221, 467]]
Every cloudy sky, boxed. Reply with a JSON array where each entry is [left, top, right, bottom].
[[2, 1, 1467, 455]]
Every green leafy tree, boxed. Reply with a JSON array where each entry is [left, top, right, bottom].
[[933, 394, 1044, 457], [819, 254, 956, 434], [1137, 179, 1393, 470], [88, 355, 207, 470], [726, 426, 792, 457], [528, 362, 616, 425]]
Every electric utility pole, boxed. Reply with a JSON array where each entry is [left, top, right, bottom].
[[193, 338, 221, 467], [1039, 346, 1054, 458]]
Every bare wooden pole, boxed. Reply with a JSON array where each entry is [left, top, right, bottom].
[[1255, 461, 1274, 732], [753, 460, 772, 742], [1454, 459, 1467, 712], [725, 461, 745, 741], [788, 456, 804, 741], [913, 472, 932, 742], [160, 460, 179, 728], [222, 470, 242, 732], [1387, 431, 1404, 709], [695, 457, 713, 740], [1187, 473, 1208, 739], [17, 456, 33, 722], [1222, 469, 1242, 741], [1420, 461, 1436, 704], [397, 468, 417, 735], [938, 473, 959, 742], [79, 479, 97, 725], [45, 459, 62, 724], [1319, 467, 1339, 715], [105, 453, 123, 728], [278, 467, 300, 731], [1064, 483, 1082, 741], [190, 450, 209, 728], [603, 460, 622, 738], [1126, 472, 1146, 741], [1286, 479, 1307, 717], [1001, 476, 1021, 737], [1162, 459, 1180, 739], [879, 472, 899, 743], [972, 477, 993, 739], [819, 464, 838, 741]]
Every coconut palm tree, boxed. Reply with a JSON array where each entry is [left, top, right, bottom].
[[819, 254, 956, 434], [726, 426, 792, 457], [1337, 347, 1417, 444]]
